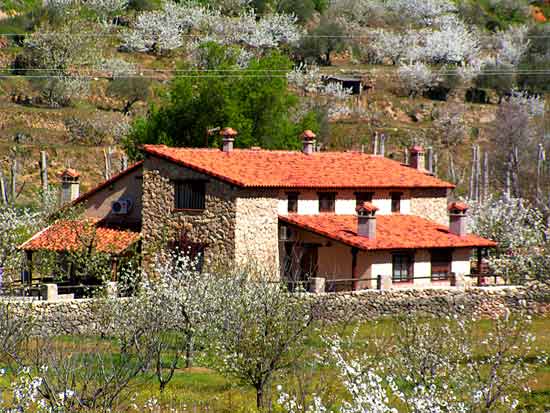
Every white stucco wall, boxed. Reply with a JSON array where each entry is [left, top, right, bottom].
[[277, 189, 413, 216], [413, 249, 431, 286], [452, 248, 473, 275]]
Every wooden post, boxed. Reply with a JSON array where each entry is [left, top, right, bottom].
[[482, 151, 489, 202], [10, 158, 17, 203], [475, 145, 481, 201], [0, 170, 7, 205], [477, 247, 483, 286], [40, 151, 48, 193], [351, 247, 359, 291], [427, 147, 433, 173], [121, 153, 128, 172], [25, 250, 33, 286], [103, 146, 113, 180]]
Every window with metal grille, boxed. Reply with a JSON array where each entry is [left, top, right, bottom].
[[355, 191, 374, 206], [174, 180, 206, 210], [392, 253, 413, 282], [287, 192, 298, 213], [391, 192, 402, 213], [431, 249, 452, 280], [318, 192, 336, 212]]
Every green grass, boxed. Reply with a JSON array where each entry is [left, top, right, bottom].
[[2, 316, 549, 412]]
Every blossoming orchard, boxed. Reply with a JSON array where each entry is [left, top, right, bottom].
[[1, 0, 550, 410]]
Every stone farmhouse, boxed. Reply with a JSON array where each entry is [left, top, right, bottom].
[[20, 128, 496, 292]]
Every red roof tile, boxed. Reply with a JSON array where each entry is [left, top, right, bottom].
[[356, 202, 378, 213], [142, 145, 454, 189], [448, 201, 469, 212], [20, 219, 140, 254], [279, 214, 496, 251], [60, 168, 80, 178]]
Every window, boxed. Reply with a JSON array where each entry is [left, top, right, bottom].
[[174, 180, 205, 210], [392, 253, 413, 282], [355, 191, 374, 206], [391, 192, 402, 213], [318, 192, 336, 212], [287, 192, 298, 213], [169, 233, 207, 273], [431, 249, 452, 280]]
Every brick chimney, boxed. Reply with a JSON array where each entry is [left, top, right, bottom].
[[448, 202, 469, 237], [301, 130, 316, 155], [59, 168, 80, 205], [220, 127, 237, 153], [356, 201, 378, 239], [409, 145, 425, 170]]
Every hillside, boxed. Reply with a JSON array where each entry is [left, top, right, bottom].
[[0, 0, 549, 206]]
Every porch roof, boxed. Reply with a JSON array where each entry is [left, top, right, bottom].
[[279, 214, 496, 251], [19, 219, 141, 255]]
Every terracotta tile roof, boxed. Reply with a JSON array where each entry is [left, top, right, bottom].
[[448, 201, 469, 212], [356, 201, 378, 213], [60, 168, 81, 178], [142, 145, 454, 189], [279, 214, 496, 251], [20, 219, 140, 254], [72, 161, 143, 205]]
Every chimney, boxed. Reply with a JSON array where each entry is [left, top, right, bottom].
[[59, 168, 80, 205], [409, 145, 425, 170], [220, 127, 237, 153], [301, 130, 316, 155], [356, 202, 378, 239], [448, 202, 469, 237]]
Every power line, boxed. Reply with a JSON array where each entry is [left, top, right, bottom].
[[2, 31, 550, 39]]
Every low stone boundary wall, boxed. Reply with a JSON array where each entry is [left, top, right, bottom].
[[310, 285, 550, 322], [2, 285, 549, 335]]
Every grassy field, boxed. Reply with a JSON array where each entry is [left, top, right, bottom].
[[1, 316, 549, 412]]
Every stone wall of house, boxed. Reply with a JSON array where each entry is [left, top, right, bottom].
[[142, 156, 237, 267], [410, 188, 449, 225], [4, 285, 548, 336], [235, 189, 280, 272], [310, 285, 550, 322]]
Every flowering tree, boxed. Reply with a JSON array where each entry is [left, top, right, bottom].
[[386, 0, 456, 26], [121, 1, 301, 55], [397, 62, 438, 98], [128, 250, 222, 391], [277, 314, 541, 412], [211, 264, 314, 410], [496, 25, 530, 66], [0, 207, 41, 282], [468, 197, 550, 283]]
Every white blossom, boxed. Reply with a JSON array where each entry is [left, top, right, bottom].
[[496, 25, 530, 66], [385, 0, 456, 26], [398, 61, 438, 97]]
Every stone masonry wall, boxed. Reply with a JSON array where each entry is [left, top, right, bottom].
[[142, 156, 237, 267], [235, 189, 280, 272], [311, 285, 550, 322], [4, 285, 549, 336], [410, 188, 449, 225]]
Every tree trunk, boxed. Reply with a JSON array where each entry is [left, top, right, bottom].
[[256, 384, 264, 411], [185, 338, 193, 369]]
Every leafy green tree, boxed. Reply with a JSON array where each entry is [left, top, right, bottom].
[[124, 43, 317, 158], [107, 77, 152, 115], [296, 18, 347, 66]]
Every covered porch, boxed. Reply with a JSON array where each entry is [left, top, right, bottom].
[[278, 213, 496, 293], [16, 219, 140, 299]]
